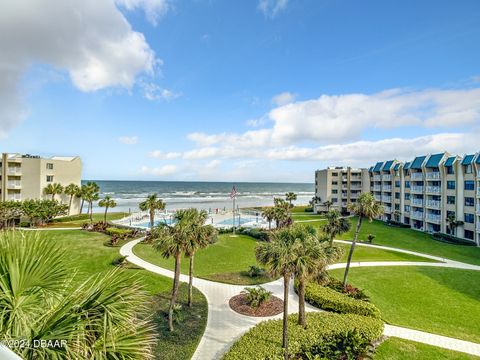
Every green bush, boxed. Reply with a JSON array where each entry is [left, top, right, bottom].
[[247, 265, 265, 278], [105, 227, 132, 237], [241, 286, 272, 308], [240, 228, 269, 241], [18, 221, 30, 228], [386, 220, 410, 228], [222, 312, 384, 360], [302, 281, 380, 318], [432, 232, 476, 246], [326, 278, 370, 301]]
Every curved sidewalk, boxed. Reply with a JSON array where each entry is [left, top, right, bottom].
[[121, 238, 480, 359]]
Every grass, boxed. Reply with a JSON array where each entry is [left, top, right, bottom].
[[338, 218, 480, 265], [329, 266, 480, 343], [376, 338, 480, 359], [337, 243, 437, 263], [34, 229, 207, 360], [45, 212, 128, 228]]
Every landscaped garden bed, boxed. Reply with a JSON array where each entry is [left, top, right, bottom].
[[229, 293, 283, 317]]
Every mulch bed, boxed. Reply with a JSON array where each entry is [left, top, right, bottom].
[[229, 294, 283, 317]]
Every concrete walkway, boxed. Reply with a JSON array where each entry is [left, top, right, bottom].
[[120, 238, 480, 359]]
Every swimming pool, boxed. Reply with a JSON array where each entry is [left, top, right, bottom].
[[216, 217, 258, 226], [134, 217, 176, 228]]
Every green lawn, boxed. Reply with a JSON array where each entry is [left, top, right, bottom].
[[46, 212, 128, 228], [291, 214, 326, 221], [338, 218, 480, 265], [330, 266, 480, 343], [34, 229, 207, 360], [376, 338, 480, 359], [337, 243, 437, 263]]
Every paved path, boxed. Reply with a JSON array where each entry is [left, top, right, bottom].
[[18, 227, 82, 231], [120, 238, 480, 359]]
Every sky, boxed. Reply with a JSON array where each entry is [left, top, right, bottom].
[[1, 0, 480, 182]]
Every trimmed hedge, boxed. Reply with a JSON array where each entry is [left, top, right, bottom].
[[105, 227, 132, 237], [222, 312, 384, 360], [387, 220, 410, 228], [432, 232, 476, 246], [302, 281, 381, 319]]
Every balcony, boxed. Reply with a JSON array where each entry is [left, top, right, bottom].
[[411, 198, 424, 207], [426, 214, 441, 224], [382, 174, 392, 181], [7, 181, 21, 189], [384, 206, 392, 213], [411, 186, 424, 193], [7, 194, 21, 201], [477, 170, 480, 178], [426, 172, 441, 180], [341, 202, 348, 207], [477, 188, 480, 197], [7, 167, 22, 175], [350, 192, 359, 199], [350, 185, 362, 190], [411, 212, 424, 220], [373, 185, 382, 191], [382, 196, 392, 203], [426, 200, 441, 209], [411, 172, 423, 180], [374, 195, 382, 202], [426, 186, 441, 194], [383, 186, 392, 192], [477, 205, 480, 215]]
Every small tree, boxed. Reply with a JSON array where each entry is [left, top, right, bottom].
[[44, 183, 64, 201], [82, 182, 100, 221], [446, 214, 463, 236], [262, 207, 275, 230], [21, 199, 68, 226], [64, 183, 80, 215], [322, 209, 351, 247], [139, 194, 166, 228], [285, 192, 297, 206], [0, 201, 23, 229], [273, 198, 292, 228], [324, 200, 333, 212], [98, 195, 117, 223]]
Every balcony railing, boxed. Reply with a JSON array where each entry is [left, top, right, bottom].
[[382, 174, 392, 181], [373, 186, 382, 191], [411, 186, 424, 193], [411, 211, 424, 220], [476, 205, 480, 215], [383, 186, 392, 192], [411, 172, 423, 179], [426, 172, 441, 180], [411, 198, 424, 206], [426, 186, 441, 194], [426, 214, 441, 223], [384, 206, 392, 213], [374, 195, 382, 202], [7, 181, 21, 189], [350, 192, 359, 198], [382, 196, 392, 203], [373, 175, 381, 181], [7, 194, 21, 201], [7, 167, 21, 175], [477, 170, 480, 178], [426, 200, 441, 209], [477, 188, 480, 197]]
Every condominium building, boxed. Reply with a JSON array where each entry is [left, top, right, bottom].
[[0, 153, 82, 213], [314, 167, 371, 213]]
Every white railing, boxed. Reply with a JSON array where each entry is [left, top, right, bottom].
[[7, 194, 21, 201], [411, 172, 423, 179], [426, 200, 441, 209], [411, 186, 424, 193], [373, 175, 381, 181], [426, 172, 441, 180], [341, 202, 348, 207], [426, 186, 441, 194], [426, 214, 441, 223], [374, 195, 382, 202], [382, 174, 392, 181], [411, 211, 424, 220], [373, 186, 382, 191], [477, 170, 480, 178], [7, 181, 21, 189], [341, 193, 348, 198], [350, 192, 359, 198], [7, 167, 21, 175], [382, 196, 392, 203], [477, 187, 480, 197], [477, 205, 480, 215], [383, 186, 392, 192], [476, 222, 480, 232], [412, 198, 424, 206], [384, 206, 391, 213]]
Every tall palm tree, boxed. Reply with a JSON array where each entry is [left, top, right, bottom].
[[343, 192, 384, 287], [322, 209, 351, 247], [262, 207, 275, 230], [273, 198, 292, 228], [43, 183, 64, 201], [180, 209, 217, 307], [324, 199, 333, 212], [0, 231, 156, 359], [64, 183, 80, 215], [256, 227, 299, 360], [151, 210, 191, 331], [82, 182, 100, 222], [139, 193, 166, 228], [98, 195, 117, 223], [285, 192, 297, 206]]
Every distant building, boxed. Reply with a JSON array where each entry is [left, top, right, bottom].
[[315, 152, 480, 246], [0, 153, 82, 213]]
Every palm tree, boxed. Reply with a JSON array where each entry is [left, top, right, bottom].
[[285, 192, 297, 206], [273, 198, 292, 228], [180, 209, 217, 307], [151, 211, 192, 331], [343, 192, 384, 287], [0, 231, 156, 359], [79, 184, 87, 214], [256, 227, 298, 360], [64, 183, 80, 215], [324, 199, 333, 212], [262, 207, 275, 230], [446, 214, 463, 236], [98, 195, 117, 223], [139, 193, 166, 228], [322, 209, 351, 247], [43, 183, 64, 201], [82, 182, 100, 222]]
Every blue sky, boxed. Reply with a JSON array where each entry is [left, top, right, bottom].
[[1, 0, 480, 182]]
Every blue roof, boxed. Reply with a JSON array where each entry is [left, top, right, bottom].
[[425, 153, 444, 168], [404, 162, 412, 170], [411, 155, 426, 170], [462, 154, 475, 165], [476, 154, 480, 164], [368, 166, 373, 173], [393, 163, 401, 171], [444, 156, 456, 167], [382, 160, 394, 171], [373, 162, 384, 172]]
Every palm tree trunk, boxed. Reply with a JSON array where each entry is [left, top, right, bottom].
[[188, 253, 194, 307], [343, 216, 363, 287], [169, 252, 181, 331], [329, 235, 334, 248], [80, 198, 84, 214], [298, 278, 306, 327], [268, 220, 271, 230], [104, 207, 108, 223], [282, 274, 290, 359], [89, 202, 93, 222], [150, 208, 154, 228], [51, 194, 55, 201], [68, 195, 73, 215]]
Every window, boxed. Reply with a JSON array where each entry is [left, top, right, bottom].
[[332, 181, 338, 185], [395, 192, 400, 199], [446, 166, 454, 174], [465, 180, 475, 191], [46, 175, 54, 182], [447, 196, 455, 205], [464, 230, 474, 240], [446, 210, 455, 218], [464, 213, 474, 223], [395, 204, 400, 210], [395, 180, 400, 188], [465, 197, 474, 207], [405, 181, 410, 188], [405, 193, 410, 200], [465, 164, 473, 174], [46, 163, 53, 170], [332, 189, 338, 194], [447, 181, 455, 190], [332, 172, 338, 176], [404, 205, 411, 212]]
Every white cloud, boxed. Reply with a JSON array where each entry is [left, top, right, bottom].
[[148, 150, 182, 159], [142, 82, 181, 101], [119, 135, 139, 145], [258, 0, 289, 18], [114, 0, 170, 26], [0, 0, 163, 137], [272, 91, 296, 106], [141, 164, 177, 176]]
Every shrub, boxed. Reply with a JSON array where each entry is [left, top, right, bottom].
[[326, 278, 370, 301], [112, 255, 128, 267], [366, 234, 376, 244], [240, 228, 269, 241], [18, 221, 30, 228], [304, 207, 313, 213], [386, 220, 410, 228], [247, 265, 265, 278], [241, 286, 272, 308], [222, 312, 384, 360], [105, 227, 132, 238], [301, 281, 380, 318], [432, 232, 476, 246]]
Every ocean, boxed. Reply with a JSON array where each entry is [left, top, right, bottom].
[[86, 181, 314, 213]]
